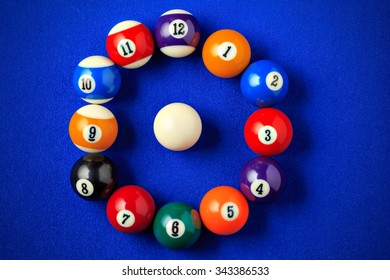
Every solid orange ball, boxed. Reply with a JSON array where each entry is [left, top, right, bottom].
[[200, 186, 249, 235], [202, 29, 251, 78]]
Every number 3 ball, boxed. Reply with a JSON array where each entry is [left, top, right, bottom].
[[73, 56, 121, 104], [106, 20, 154, 69], [154, 9, 200, 58], [239, 156, 286, 203], [106, 185, 156, 234], [153, 202, 201, 250], [68, 104, 118, 153], [244, 108, 293, 156], [241, 60, 289, 107], [70, 154, 116, 200], [200, 186, 249, 235]]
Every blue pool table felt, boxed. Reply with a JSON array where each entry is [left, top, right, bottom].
[[0, 0, 389, 260]]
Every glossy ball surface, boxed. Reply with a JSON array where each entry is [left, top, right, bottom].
[[200, 186, 249, 235], [202, 29, 251, 78], [154, 9, 200, 58], [241, 60, 289, 107], [244, 108, 293, 156], [153, 103, 202, 151], [239, 156, 286, 203], [106, 185, 155, 234], [70, 154, 115, 200], [106, 20, 154, 69], [69, 104, 118, 153], [153, 202, 201, 250], [73, 56, 121, 104]]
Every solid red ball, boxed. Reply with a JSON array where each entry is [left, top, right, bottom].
[[106, 185, 155, 233], [244, 108, 293, 156]]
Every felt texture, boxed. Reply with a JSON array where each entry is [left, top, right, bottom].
[[0, 0, 389, 260]]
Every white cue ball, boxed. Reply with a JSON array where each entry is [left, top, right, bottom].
[[153, 103, 202, 151]]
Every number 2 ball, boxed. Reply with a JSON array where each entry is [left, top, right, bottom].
[[73, 56, 121, 104], [239, 156, 286, 203], [154, 9, 200, 58], [241, 60, 289, 107], [106, 185, 156, 234], [200, 186, 249, 235], [106, 20, 154, 69], [70, 154, 115, 200], [244, 108, 293, 156], [153, 202, 201, 250], [69, 104, 118, 153]]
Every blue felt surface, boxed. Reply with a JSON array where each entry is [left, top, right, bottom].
[[0, 0, 390, 260]]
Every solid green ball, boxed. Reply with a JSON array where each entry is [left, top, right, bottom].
[[153, 202, 201, 250]]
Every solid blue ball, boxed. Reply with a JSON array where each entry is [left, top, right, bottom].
[[240, 60, 289, 107], [73, 56, 121, 104]]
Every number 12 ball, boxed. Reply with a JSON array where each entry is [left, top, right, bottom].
[[241, 60, 289, 107]]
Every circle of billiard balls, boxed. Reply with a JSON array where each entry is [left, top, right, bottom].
[[244, 108, 293, 156], [202, 29, 251, 78], [106, 185, 156, 234], [239, 156, 286, 203], [153, 102, 202, 151], [68, 104, 118, 153], [72, 56, 121, 104], [241, 60, 289, 107], [106, 20, 154, 69], [154, 9, 201, 58], [70, 154, 116, 200], [200, 186, 249, 235], [153, 202, 201, 250]]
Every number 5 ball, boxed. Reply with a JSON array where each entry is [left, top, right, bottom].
[[241, 60, 289, 107], [200, 186, 249, 235], [244, 108, 293, 156], [106, 185, 156, 234], [69, 104, 118, 153]]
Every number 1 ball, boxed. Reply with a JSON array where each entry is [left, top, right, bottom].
[[106, 185, 156, 234], [70, 154, 115, 200], [241, 60, 289, 107], [239, 156, 286, 203], [244, 108, 293, 156], [200, 186, 249, 235], [153, 202, 201, 250]]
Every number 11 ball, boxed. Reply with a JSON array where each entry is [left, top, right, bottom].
[[240, 60, 289, 107]]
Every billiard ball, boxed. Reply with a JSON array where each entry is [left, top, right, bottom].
[[202, 29, 251, 78], [153, 103, 202, 151], [154, 9, 200, 58], [241, 60, 289, 107], [244, 108, 293, 156], [239, 156, 286, 203], [70, 153, 115, 200], [106, 185, 155, 234], [153, 202, 201, 250], [69, 104, 118, 153], [106, 20, 154, 69], [200, 186, 249, 235], [72, 56, 121, 104]]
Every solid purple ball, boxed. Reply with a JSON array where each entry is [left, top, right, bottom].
[[239, 156, 286, 203], [154, 9, 200, 58]]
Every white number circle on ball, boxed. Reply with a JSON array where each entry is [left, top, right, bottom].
[[117, 39, 136, 58], [250, 179, 271, 198], [221, 202, 239, 221], [117, 209, 135, 228], [83, 124, 102, 143], [169, 20, 189, 39], [258, 125, 277, 145], [76, 179, 94, 197], [78, 74, 96, 94], [266, 71, 283, 91], [166, 219, 185, 238], [217, 42, 237, 61]]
